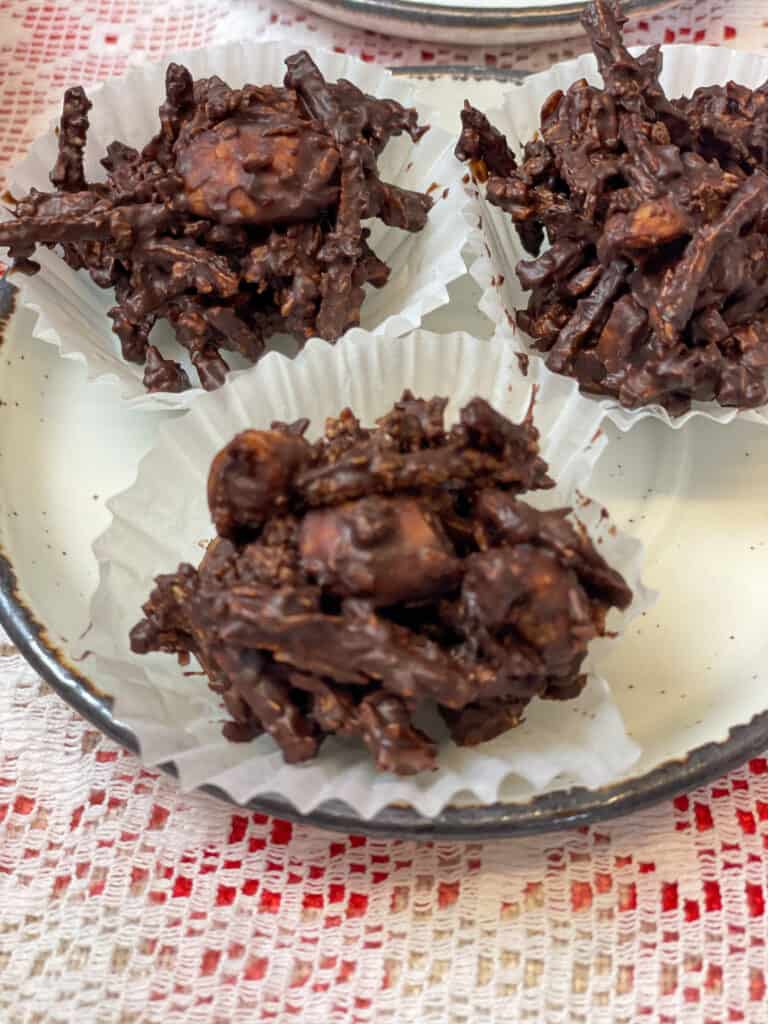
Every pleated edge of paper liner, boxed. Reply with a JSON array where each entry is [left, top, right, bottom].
[[2, 36, 469, 411], [462, 44, 768, 432], [74, 327, 655, 820]]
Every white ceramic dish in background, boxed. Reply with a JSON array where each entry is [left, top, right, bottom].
[[2, 68, 768, 838], [288, 0, 679, 45]]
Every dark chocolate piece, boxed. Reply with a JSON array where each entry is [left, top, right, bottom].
[[456, 0, 768, 415], [51, 87, 93, 192], [131, 392, 631, 774], [0, 55, 433, 391]]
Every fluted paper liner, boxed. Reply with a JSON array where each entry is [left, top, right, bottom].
[[78, 329, 652, 819], [3, 41, 467, 409], [466, 46, 768, 431]]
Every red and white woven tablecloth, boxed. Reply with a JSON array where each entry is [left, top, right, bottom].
[[2, 2, 768, 1021]]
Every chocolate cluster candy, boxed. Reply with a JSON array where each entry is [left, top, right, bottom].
[[130, 393, 632, 774], [0, 55, 433, 392], [457, 0, 768, 416]]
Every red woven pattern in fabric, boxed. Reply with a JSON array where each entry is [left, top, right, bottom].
[[2, 2, 768, 1020], [0, 0, 765, 190], [2, 655, 768, 1022]]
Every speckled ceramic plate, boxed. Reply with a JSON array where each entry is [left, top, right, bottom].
[[2, 67, 768, 840], [289, 0, 680, 45]]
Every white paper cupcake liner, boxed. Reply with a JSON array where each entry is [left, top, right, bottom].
[[76, 328, 653, 820], [466, 45, 768, 431], [3, 41, 467, 410]]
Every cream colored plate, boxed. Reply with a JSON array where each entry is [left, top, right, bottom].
[[1, 68, 767, 837]]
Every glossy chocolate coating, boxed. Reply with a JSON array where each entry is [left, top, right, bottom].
[[299, 496, 462, 606], [177, 121, 341, 226], [131, 392, 631, 775], [0, 54, 432, 392], [456, 0, 768, 416]]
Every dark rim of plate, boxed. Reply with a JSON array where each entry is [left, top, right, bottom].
[[295, 0, 677, 31], [2, 52, 768, 836], [3, 512, 768, 841]]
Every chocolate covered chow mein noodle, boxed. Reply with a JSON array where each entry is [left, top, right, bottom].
[[0, 54, 433, 392], [457, 0, 768, 416], [130, 393, 632, 775]]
